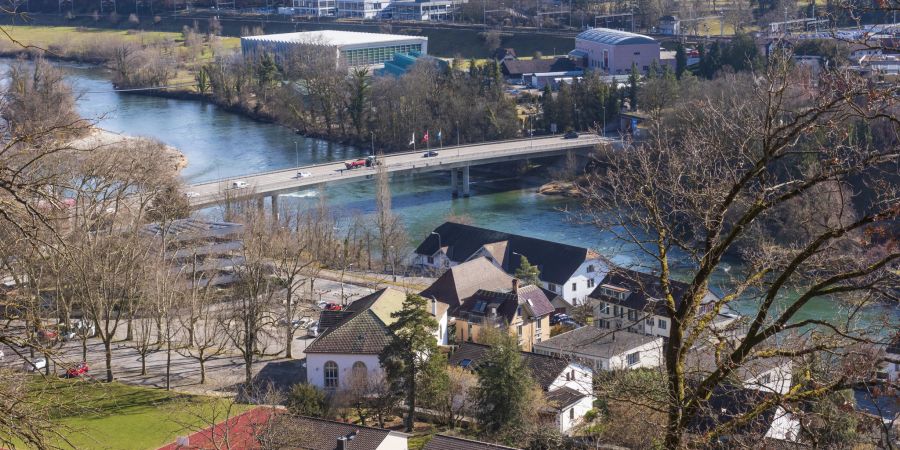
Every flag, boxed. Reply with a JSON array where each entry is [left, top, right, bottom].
[[408, 132, 415, 147], [423, 130, 430, 143], [437, 130, 442, 141]]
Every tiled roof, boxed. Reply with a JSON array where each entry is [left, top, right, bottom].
[[306, 288, 405, 355], [535, 327, 660, 358], [419, 257, 513, 309], [688, 386, 783, 437], [318, 310, 352, 331], [456, 284, 554, 323], [424, 434, 520, 450], [415, 222, 599, 285], [270, 415, 404, 450], [545, 386, 589, 410], [448, 342, 570, 391]]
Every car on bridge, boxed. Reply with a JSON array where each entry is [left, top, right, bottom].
[[564, 130, 579, 139], [297, 171, 312, 178], [231, 180, 249, 189], [423, 150, 439, 158]]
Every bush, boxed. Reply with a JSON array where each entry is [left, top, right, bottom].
[[286, 383, 328, 417], [583, 408, 598, 422]]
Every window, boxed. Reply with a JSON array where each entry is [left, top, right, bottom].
[[587, 279, 595, 288], [587, 265, 595, 272], [571, 282, 577, 292], [646, 318, 654, 325], [613, 306, 619, 317], [427, 256, 434, 264], [626, 352, 640, 366], [633, 52, 641, 55], [548, 283, 557, 292], [352, 361, 367, 384], [517, 324, 523, 337], [467, 322, 473, 341], [569, 408, 575, 420], [459, 358, 473, 368], [516, 306, 522, 317], [599, 303, 610, 314], [627, 310, 637, 321], [658, 319, 667, 329], [759, 374, 771, 384], [324, 361, 339, 388]]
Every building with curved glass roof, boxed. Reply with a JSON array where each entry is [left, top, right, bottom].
[[573, 27, 665, 75], [576, 28, 657, 46]]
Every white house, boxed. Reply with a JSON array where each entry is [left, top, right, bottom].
[[533, 326, 664, 372], [449, 342, 595, 434], [691, 387, 801, 444], [590, 268, 721, 339], [685, 349, 794, 395], [305, 288, 447, 390], [413, 222, 609, 306]]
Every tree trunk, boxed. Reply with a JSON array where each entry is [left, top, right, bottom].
[[104, 340, 114, 382], [81, 338, 88, 361], [126, 317, 133, 341], [141, 354, 147, 375], [285, 288, 293, 359], [200, 358, 206, 385], [165, 340, 171, 391], [405, 368, 416, 432]]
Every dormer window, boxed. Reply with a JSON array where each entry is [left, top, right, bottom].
[[600, 284, 629, 301]]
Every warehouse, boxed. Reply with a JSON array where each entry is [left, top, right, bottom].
[[241, 30, 428, 67], [570, 28, 662, 75]]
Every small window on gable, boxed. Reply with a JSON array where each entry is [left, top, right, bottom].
[[587, 265, 595, 272], [427, 256, 434, 264], [626, 352, 640, 366]]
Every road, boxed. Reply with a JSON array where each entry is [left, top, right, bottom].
[[186, 134, 609, 208]]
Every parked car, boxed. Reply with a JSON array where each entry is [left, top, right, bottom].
[[231, 180, 248, 189], [323, 303, 342, 311], [65, 361, 89, 378], [560, 318, 580, 329], [550, 313, 570, 326], [23, 357, 46, 372], [344, 159, 367, 169], [365, 155, 380, 167], [423, 150, 439, 158], [0, 348, 4, 362], [36, 328, 59, 342], [296, 171, 312, 178], [61, 320, 96, 341], [563, 130, 579, 139], [307, 321, 320, 338]]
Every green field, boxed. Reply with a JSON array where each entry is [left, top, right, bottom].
[[20, 378, 251, 450]]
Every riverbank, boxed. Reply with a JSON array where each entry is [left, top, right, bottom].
[[70, 128, 188, 173]]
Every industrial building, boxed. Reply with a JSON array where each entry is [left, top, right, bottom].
[[240, 30, 428, 67], [569, 28, 662, 75]]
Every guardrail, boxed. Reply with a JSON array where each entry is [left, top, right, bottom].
[[189, 134, 606, 188], [189, 136, 610, 205]]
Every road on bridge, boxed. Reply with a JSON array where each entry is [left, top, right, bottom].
[[187, 134, 609, 208]]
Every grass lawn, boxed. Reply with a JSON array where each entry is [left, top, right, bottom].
[[24, 378, 252, 450], [0, 25, 240, 52]]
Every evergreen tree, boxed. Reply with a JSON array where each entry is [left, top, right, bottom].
[[473, 330, 537, 433], [675, 42, 687, 79], [514, 256, 541, 286], [540, 84, 555, 133], [379, 293, 439, 432], [628, 62, 639, 111]]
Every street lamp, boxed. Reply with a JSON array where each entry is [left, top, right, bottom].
[[390, 245, 396, 282], [340, 263, 355, 305]]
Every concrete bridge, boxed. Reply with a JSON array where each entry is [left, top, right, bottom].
[[186, 134, 610, 212]]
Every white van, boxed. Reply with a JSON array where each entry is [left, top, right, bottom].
[[231, 180, 248, 189]]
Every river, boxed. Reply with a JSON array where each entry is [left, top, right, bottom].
[[53, 62, 898, 326]]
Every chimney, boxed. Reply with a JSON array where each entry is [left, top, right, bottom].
[[337, 431, 357, 450], [512, 278, 520, 292]]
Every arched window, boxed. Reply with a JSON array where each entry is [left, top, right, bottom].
[[324, 361, 339, 389], [352, 361, 367, 384]]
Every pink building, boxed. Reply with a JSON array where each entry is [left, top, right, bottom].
[[571, 28, 662, 75]]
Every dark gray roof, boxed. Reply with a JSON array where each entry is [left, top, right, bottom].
[[448, 342, 570, 391], [577, 28, 657, 45], [456, 284, 554, 323], [415, 222, 598, 285], [501, 57, 582, 77], [688, 386, 784, 437], [535, 326, 660, 358], [305, 290, 394, 355], [275, 415, 402, 450], [318, 310, 352, 331], [545, 386, 589, 410], [425, 434, 520, 450], [165, 241, 243, 259], [588, 267, 716, 316], [887, 333, 900, 355], [143, 218, 244, 243]]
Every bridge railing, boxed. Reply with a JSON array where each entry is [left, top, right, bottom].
[[193, 137, 608, 199], [190, 134, 607, 188]]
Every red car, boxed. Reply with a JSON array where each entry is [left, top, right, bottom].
[[65, 362, 89, 378], [37, 328, 59, 342], [344, 159, 366, 170], [324, 303, 342, 311]]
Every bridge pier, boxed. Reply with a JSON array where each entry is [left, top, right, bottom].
[[257, 197, 265, 215], [450, 168, 458, 197], [461, 165, 470, 198], [271, 193, 280, 221]]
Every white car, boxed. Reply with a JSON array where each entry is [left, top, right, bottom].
[[231, 180, 248, 189], [184, 191, 200, 198], [297, 171, 312, 178], [307, 321, 319, 338], [23, 357, 46, 372]]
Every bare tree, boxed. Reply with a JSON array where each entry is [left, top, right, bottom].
[[579, 53, 899, 448], [177, 285, 229, 385]]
